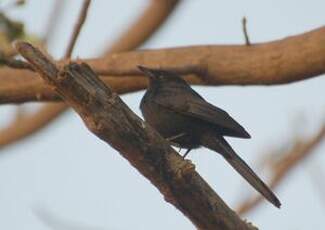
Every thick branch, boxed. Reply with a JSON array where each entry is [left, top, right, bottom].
[[1, 26, 325, 104], [16, 41, 257, 230]]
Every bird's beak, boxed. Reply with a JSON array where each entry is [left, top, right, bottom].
[[137, 65, 156, 79]]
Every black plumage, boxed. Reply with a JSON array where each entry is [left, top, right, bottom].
[[138, 65, 281, 208]]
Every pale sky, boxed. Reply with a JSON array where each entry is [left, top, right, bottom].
[[0, 1, 325, 229]]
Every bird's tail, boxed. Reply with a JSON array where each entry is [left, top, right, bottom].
[[201, 134, 281, 208]]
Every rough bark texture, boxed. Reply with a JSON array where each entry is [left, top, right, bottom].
[[15, 41, 258, 230]]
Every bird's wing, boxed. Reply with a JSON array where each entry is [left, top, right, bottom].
[[155, 93, 251, 138]]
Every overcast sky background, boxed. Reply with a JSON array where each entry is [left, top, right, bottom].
[[0, 1, 325, 229]]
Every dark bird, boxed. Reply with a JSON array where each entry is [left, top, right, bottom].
[[138, 65, 281, 208]]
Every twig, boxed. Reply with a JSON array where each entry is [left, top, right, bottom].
[[64, 0, 91, 59], [236, 123, 325, 215], [15, 41, 257, 230], [242, 17, 251, 46], [0, 56, 33, 70]]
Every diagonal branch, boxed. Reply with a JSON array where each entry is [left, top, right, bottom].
[[0, 0, 92, 150], [15, 41, 257, 230], [0, 0, 181, 149]]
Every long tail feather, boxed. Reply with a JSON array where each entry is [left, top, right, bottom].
[[202, 135, 281, 208]]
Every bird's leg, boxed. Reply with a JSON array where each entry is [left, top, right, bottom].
[[166, 133, 186, 155], [166, 132, 186, 142], [182, 148, 192, 159]]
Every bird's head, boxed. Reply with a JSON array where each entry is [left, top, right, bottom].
[[137, 65, 187, 87]]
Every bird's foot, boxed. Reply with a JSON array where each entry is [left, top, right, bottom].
[[175, 159, 195, 179]]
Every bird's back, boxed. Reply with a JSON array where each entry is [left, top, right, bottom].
[[140, 83, 205, 148]]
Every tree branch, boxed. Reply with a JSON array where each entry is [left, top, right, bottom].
[[15, 41, 258, 230], [242, 17, 251, 46], [0, 56, 33, 70], [1, 26, 325, 104], [0, 0, 181, 150], [64, 0, 91, 59], [0, 0, 92, 150]]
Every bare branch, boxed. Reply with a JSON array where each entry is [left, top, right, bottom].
[[64, 0, 91, 59], [242, 17, 251, 46], [16, 41, 257, 230], [0, 56, 33, 70], [0, 0, 181, 149], [236, 122, 325, 215], [0, 0, 92, 150], [1, 26, 325, 104]]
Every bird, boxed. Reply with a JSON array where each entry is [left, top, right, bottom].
[[138, 65, 281, 208]]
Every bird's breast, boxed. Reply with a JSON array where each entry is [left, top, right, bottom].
[[141, 99, 202, 149], [141, 100, 178, 136]]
